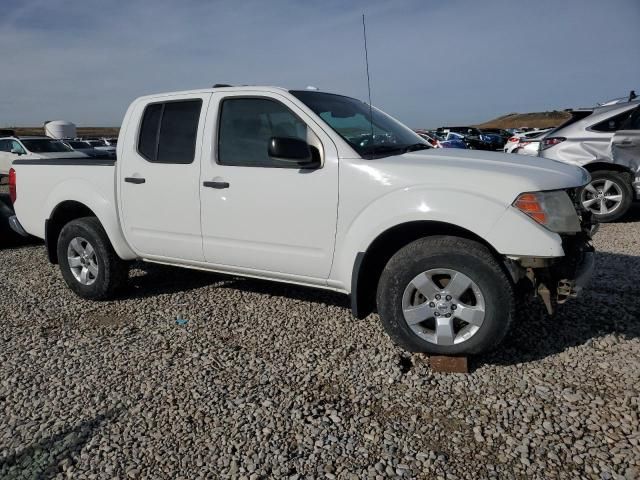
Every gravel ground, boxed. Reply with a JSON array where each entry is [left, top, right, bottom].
[[0, 193, 638, 479]]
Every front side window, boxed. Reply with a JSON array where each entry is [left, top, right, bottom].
[[20, 139, 68, 153], [138, 99, 202, 164], [290, 90, 427, 158], [218, 97, 307, 167]]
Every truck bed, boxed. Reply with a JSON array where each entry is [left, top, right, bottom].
[[12, 158, 117, 240]]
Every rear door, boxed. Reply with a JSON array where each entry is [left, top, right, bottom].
[[119, 94, 210, 261], [611, 106, 640, 176]]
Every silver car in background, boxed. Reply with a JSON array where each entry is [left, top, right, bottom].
[[538, 100, 640, 222]]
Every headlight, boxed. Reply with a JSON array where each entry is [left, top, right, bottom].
[[513, 190, 581, 233]]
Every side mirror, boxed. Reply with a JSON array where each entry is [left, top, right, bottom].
[[10, 148, 24, 156], [268, 137, 318, 167]]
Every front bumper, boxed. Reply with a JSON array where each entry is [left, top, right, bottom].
[[508, 189, 597, 314], [509, 234, 595, 315]]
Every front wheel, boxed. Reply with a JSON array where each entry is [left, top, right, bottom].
[[579, 170, 633, 223], [376, 236, 515, 356], [57, 217, 129, 300]]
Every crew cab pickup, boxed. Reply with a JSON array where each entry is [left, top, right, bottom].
[[9, 86, 596, 355]]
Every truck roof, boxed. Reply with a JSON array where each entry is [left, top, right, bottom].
[[134, 85, 293, 102]]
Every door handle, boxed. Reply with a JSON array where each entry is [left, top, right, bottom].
[[125, 177, 146, 184], [203, 181, 230, 189]]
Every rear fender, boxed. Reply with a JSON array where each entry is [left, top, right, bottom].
[[44, 179, 136, 260]]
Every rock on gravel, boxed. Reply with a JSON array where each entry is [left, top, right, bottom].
[[0, 198, 639, 479]]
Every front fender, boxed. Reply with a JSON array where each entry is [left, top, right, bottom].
[[330, 186, 564, 292]]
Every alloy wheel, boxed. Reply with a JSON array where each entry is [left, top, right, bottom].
[[67, 236, 99, 285], [402, 268, 485, 346], [581, 179, 623, 216]]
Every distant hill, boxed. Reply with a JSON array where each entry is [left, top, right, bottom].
[[12, 127, 120, 137], [476, 111, 570, 129]]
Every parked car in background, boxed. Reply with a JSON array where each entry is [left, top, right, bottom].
[[102, 137, 118, 146], [503, 129, 551, 153], [414, 130, 440, 148], [479, 132, 505, 150], [437, 127, 492, 150], [480, 128, 510, 149], [436, 131, 469, 149], [539, 100, 640, 222], [514, 130, 552, 156], [84, 139, 117, 156], [64, 140, 116, 159], [8, 85, 595, 356], [0, 136, 88, 178]]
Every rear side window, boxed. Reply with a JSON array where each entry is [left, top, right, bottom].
[[0, 140, 9, 152], [621, 106, 640, 130], [138, 100, 202, 163], [591, 109, 635, 132]]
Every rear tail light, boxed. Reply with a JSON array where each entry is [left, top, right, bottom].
[[508, 136, 519, 143], [8, 168, 16, 204], [541, 137, 565, 150]]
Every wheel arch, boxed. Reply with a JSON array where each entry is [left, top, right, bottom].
[[45, 200, 135, 264], [350, 220, 504, 319], [46, 201, 97, 263], [582, 161, 634, 178]]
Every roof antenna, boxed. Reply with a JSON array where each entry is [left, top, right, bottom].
[[362, 13, 374, 152]]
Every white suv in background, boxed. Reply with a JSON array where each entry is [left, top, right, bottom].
[[539, 101, 640, 222], [0, 136, 87, 178]]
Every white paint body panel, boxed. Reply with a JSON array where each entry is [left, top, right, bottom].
[[199, 90, 339, 279], [12, 164, 136, 260], [117, 92, 211, 262], [12, 86, 588, 295]]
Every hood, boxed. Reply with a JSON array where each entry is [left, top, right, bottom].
[[355, 148, 589, 206], [26, 151, 89, 159]]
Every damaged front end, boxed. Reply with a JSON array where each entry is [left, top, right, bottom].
[[507, 190, 597, 315]]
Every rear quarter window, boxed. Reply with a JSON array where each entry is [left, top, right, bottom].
[[590, 108, 635, 133]]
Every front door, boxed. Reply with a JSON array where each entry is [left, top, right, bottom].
[[200, 92, 339, 281], [119, 94, 209, 261]]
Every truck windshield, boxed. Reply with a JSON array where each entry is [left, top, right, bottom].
[[290, 90, 428, 158], [21, 139, 73, 153]]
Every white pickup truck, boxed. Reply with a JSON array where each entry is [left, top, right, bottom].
[[8, 86, 596, 355]]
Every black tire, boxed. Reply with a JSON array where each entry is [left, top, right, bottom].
[[376, 236, 515, 356], [57, 217, 128, 300], [579, 170, 633, 223]]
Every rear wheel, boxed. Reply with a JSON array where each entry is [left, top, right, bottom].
[[580, 170, 632, 223], [376, 236, 514, 355], [57, 217, 128, 299]]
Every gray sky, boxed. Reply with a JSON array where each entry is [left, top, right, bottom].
[[1, 0, 639, 128]]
